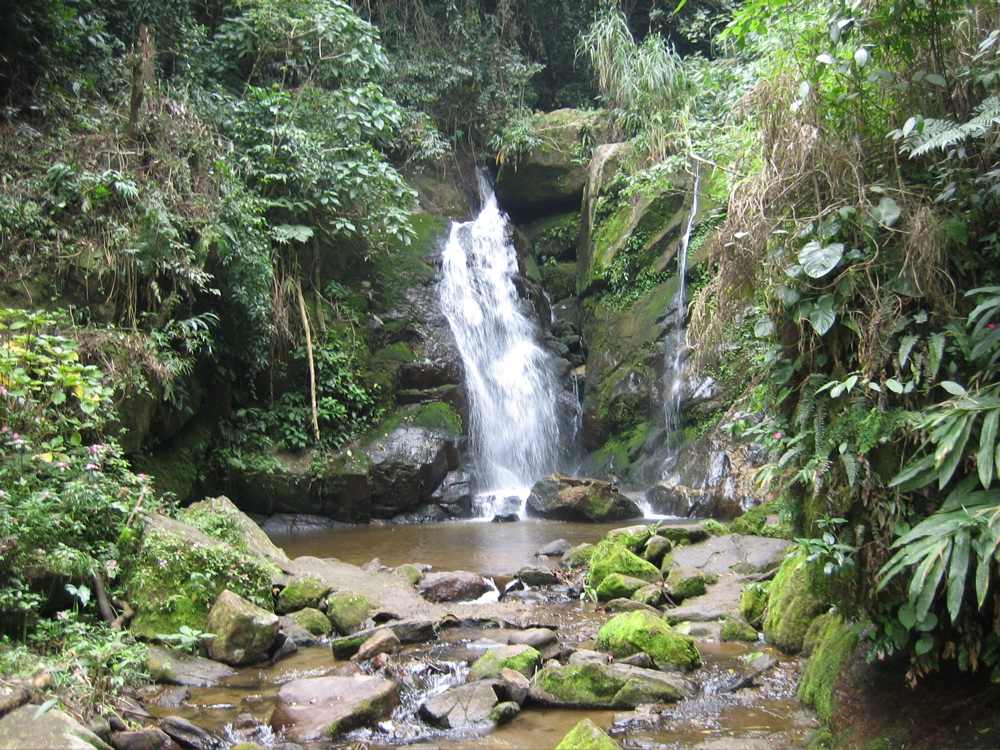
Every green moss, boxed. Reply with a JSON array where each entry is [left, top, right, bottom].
[[127, 527, 275, 640], [632, 584, 664, 606], [740, 582, 770, 628], [288, 607, 333, 636], [134, 416, 214, 502], [605, 525, 653, 553], [763, 551, 827, 654], [720, 618, 758, 642], [666, 569, 717, 602], [533, 663, 625, 706], [541, 261, 578, 301], [373, 211, 443, 308], [797, 613, 858, 723], [587, 539, 661, 589], [529, 212, 581, 260], [325, 592, 372, 635], [701, 519, 729, 536], [730, 501, 792, 539], [277, 576, 331, 614], [469, 644, 541, 680], [596, 573, 649, 601], [596, 610, 701, 671], [554, 718, 621, 750], [657, 526, 710, 547], [394, 563, 423, 585], [366, 402, 462, 441], [563, 543, 595, 568]]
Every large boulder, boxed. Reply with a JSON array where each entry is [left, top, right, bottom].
[[205, 590, 279, 666], [595, 610, 701, 671], [276, 576, 331, 614], [528, 662, 693, 709], [595, 573, 650, 602], [0, 705, 112, 750], [146, 645, 236, 687], [526, 475, 641, 522], [271, 675, 398, 742], [417, 571, 489, 603], [672, 535, 792, 577], [763, 551, 826, 654], [324, 592, 372, 635], [587, 539, 660, 589], [495, 109, 608, 220], [555, 718, 622, 750], [469, 645, 542, 680], [178, 496, 288, 563], [419, 682, 500, 729]]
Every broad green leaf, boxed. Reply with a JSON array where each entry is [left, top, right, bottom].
[[872, 196, 901, 227], [980, 410, 999, 488], [946, 529, 970, 623], [807, 295, 837, 335], [898, 602, 916, 629], [799, 241, 845, 278], [889, 454, 936, 490], [938, 418, 973, 489], [898, 334, 918, 368], [915, 633, 934, 655], [775, 285, 800, 306], [940, 381, 968, 397], [925, 73, 947, 87], [927, 333, 945, 380], [886, 378, 904, 394]]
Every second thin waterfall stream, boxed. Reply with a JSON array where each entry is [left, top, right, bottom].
[[438, 176, 566, 516]]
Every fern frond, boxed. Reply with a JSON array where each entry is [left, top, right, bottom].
[[906, 96, 1000, 157]]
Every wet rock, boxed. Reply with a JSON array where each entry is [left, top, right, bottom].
[[587, 540, 661, 588], [632, 584, 664, 607], [394, 563, 425, 585], [562, 543, 595, 568], [529, 661, 694, 708], [285, 607, 332, 637], [642, 535, 672, 565], [490, 700, 521, 724], [526, 475, 642, 522], [596, 573, 650, 602], [418, 681, 499, 729], [0, 686, 29, 719], [538, 539, 572, 557], [517, 565, 559, 586], [159, 716, 215, 750], [569, 649, 611, 665], [671, 534, 792, 576], [0, 705, 112, 750], [324, 592, 372, 635], [271, 675, 398, 742], [418, 571, 489, 602], [137, 685, 189, 709], [278, 616, 323, 648], [720, 618, 758, 642], [554, 718, 621, 750], [469, 644, 541, 680], [596, 610, 701, 671], [146, 646, 236, 688], [497, 668, 530, 704], [508, 628, 558, 650], [646, 484, 693, 517], [110, 729, 177, 750], [353, 629, 400, 662], [429, 470, 475, 518], [331, 618, 437, 658], [205, 590, 279, 666], [276, 576, 331, 614], [490, 496, 522, 523], [618, 652, 654, 669], [604, 599, 661, 615]]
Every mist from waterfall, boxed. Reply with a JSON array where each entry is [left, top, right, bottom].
[[438, 175, 566, 512]]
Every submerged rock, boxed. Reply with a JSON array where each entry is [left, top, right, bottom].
[[271, 675, 398, 742], [528, 661, 693, 708], [419, 681, 499, 729], [205, 590, 279, 666], [417, 571, 489, 602], [526, 476, 642, 522], [554, 718, 621, 750], [596, 610, 701, 671]]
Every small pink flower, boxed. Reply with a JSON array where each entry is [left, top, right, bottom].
[[773, 431, 783, 440], [84, 463, 99, 471], [988, 323, 997, 330]]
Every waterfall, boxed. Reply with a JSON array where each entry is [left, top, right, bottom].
[[661, 169, 701, 468], [438, 175, 564, 513]]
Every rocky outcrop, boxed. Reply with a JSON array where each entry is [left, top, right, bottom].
[[365, 422, 458, 518], [495, 109, 609, 220], [525, 475, 642, 522], [271, 675, 398, 742]]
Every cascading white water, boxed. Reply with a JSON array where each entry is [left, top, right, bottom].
[[661, 169, 701, 469], [439, 176, 564, 513]]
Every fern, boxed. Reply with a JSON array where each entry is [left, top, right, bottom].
[[903, 96, 1000, 157]]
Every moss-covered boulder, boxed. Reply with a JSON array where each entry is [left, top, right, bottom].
[[665, 568, 718, 602], [587, 539, 661, 589], [277, 576, 331, 614], [763, 551, 827, 654], [720, 618, 759, 643], [526, 475, 642, 522], [288, 608, 333, 637], [495, 109, 608, 220], [605, 525, 655, 552], [797, 613, 858, 723], [325, 592, 372, 635], [127, 514, 276, 640], [394, 563, 424, 585], [469, 644, 541, 680], [642, 535, 672, 565], [179, 495, 288, 563], [529, 661, 692, 708], [632, 584, 664, 607], [595, 610, 701, 671], [740, 582, 770, 628], [205, 589, 280, 666], [554, 718, 622, 750], [596, 573, 650, 602], [562, 543, 596, 568]]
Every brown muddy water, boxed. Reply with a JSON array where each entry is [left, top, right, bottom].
[[270, 518, 690, 575]]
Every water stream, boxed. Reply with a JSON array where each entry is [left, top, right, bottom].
[[439, 174, 567, 514]]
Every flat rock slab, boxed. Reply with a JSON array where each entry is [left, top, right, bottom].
[[271, 675, 398, 743], [664, 576, 744, 623], [671, 535, 791, 576], [529, 662, 694, 709], [147, 646, 236, 688], [419, 681, 500, 729], [0, 705, 112, 750]]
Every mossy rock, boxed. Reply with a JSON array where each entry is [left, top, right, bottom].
[[530, 662, 688, 708], [730, 501, 791, 539], [587, 540, 661, 589], [277, 576, 331, 614], [631, 584, 664, 607], [394, 564, 424, 585], [596, 573, 650, 602], [642, 535, 672, 565], [554, 718, 621, 750], [180, 496, 288, 562], [288, 607, 333, 637], [563, 543, 595, 568], [740, 582, 770, 628], [657, 526, 710, 547], [205, 589, 280, 666], [596, 610, 701, 671], [605, 525, 654, 553], [665, 568, 717, 602], [134, 414, 215, 503], [469, 644, 541, 680], [763, 551, 827, 654], [127, 514, 276, 640], [720, 618, 758, 643], [325, 592, 372, 635], [797, 613, 859, 722], [541, 261, 578, 301], [527, 212, 581, 262]]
